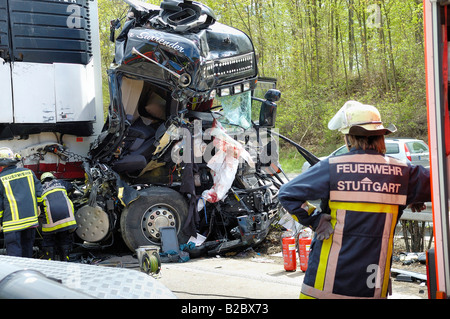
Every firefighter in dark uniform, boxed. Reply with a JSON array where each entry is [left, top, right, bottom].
[[39, 172, 77, 261], [278, 101, 431, 299], [0, 147, 43, 257]]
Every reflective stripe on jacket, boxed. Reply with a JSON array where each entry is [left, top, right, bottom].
[[278, 149, 431, 299], [0, 166, 43, 233], [41, 179, 77, 233]]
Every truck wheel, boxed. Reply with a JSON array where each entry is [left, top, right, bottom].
[[120, 187, 190, 251]]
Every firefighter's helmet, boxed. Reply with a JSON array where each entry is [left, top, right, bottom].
[[328, 100, 396, 136], [0, 147, 20, 166], [40, 172, 56, 183]]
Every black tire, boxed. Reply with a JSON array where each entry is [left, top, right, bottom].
[[120, 187, 189, 252]]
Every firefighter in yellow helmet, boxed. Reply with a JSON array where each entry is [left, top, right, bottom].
[[39, 172, 77, 261], [0, 147, 42, 257], [278, 101, 431, 299]]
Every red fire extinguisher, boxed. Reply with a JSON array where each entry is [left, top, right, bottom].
[[282, 233, 297, 272], [298, 231, 312, 272]]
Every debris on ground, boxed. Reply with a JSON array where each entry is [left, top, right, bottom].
[[391, 268, 427, 283], [393, 252, 427, 265], [253, 226, 285, 256]]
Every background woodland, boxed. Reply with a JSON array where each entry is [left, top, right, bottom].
[[98, 0, 427, 171]]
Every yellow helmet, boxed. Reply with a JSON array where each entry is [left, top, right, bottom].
[[40, 172, 55, 182], [328, 100, 396, 136]]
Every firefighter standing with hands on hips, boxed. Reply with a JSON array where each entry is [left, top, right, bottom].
[[39, 172, 77, 261], [0, 147, 43, 257], [278, 101, 431, 299]]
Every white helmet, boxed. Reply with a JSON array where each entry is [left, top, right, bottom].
[[0, 147, 19, 166], [328, 100, 396, 136]]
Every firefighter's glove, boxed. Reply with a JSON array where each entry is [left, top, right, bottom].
[[315, 214, 333, 241]]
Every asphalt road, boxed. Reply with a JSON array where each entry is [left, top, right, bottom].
[[157, 255, 302, 299], [153, 253, 426, 299]]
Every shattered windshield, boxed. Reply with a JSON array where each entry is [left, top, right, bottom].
[[216, 91, 252, 130]]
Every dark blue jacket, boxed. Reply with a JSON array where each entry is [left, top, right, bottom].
[[41, 179, 77, 233], [278, 149, 431, 298], [0, 165, 43, 233]]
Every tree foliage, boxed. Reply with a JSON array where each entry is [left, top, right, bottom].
[[97, 0, 427, 157]]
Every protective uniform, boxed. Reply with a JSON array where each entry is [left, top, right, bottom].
[[0, 148, 43, 257], [40, 172, 77, 261], [278, 101, 431, 299]]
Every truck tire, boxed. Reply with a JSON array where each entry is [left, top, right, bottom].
[[120, 187, 190, 252]]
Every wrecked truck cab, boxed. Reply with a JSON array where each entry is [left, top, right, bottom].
[[0, 0, 285, 258], [80, 0, 283, 255]]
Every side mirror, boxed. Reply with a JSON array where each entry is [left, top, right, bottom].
[[264, 89, 281, 102], [259, 89, 281, 127]]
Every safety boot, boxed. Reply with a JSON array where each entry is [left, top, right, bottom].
[[43, 247, 54, 260], [59, 245, 71, 262]]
